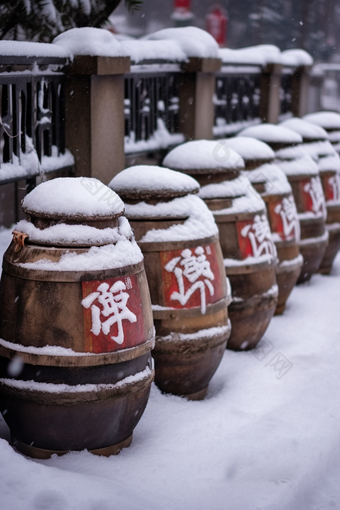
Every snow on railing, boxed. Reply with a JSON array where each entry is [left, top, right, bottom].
[[0, 30, 314, 174], [0, 42, 74, 187], [124, 62, 185, 155], [214, 45, 313, 137]]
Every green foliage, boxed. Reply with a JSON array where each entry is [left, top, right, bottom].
[[0, 0, 142, 42]]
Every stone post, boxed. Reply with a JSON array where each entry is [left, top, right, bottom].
[[259, 63, 282, 124], [65, 56, 130, 184], [178, 57, 221, 140], [291, 65, 312, 117]]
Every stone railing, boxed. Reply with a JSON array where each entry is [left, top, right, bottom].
[[0, 34, 313, 227]]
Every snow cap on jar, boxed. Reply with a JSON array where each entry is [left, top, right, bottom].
[[109, 165, 200, 201], [238, 123, 302, 150], [223, 137, 275, 170], [280, 117, 328, 142], [22, 177, 124, 221], [163, 140, 245, 177], [303, 111, 340, 131]]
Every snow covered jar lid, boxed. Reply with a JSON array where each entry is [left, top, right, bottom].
[[109, 165, 200, 201], [223, 137, 275, 170], [162, 140, 245, 185], [22, 177, 124, 225], [275, 154, 319, 179], [280, 117, 328, 143], [303, 111, 340, 132], [238, 124, 303, 151], [318, 154, 340, 175], [109, 165, 219, 245], [243, 163, 293, 197]]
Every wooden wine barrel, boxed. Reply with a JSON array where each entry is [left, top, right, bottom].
[[302, 110, 340, 161], [279, 117, 340, 276], [162, 142, 277, 351], [228, 137, 302, 315], [243, 165, 302, 315], [239, 122, 328, 284], [203, 184, 278, 351], [239, 123, 303, 151], [0, 178, 154, 458], [280, 117, 329, 144], [110, 165, 231, 400], [275, 157, 328, 283], [318, 156, 340, 273]]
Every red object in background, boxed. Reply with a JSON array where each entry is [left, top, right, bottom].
[[174, 0, 191, 9], [206, 5, 228, 47]]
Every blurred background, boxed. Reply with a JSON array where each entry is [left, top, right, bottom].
[[110, 0, 340, 62]]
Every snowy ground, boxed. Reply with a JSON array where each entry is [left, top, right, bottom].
[[1, 225, 340, 510]]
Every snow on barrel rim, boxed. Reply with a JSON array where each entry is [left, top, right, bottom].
[[109, 165, 200, 201], [22, 177, 125, 220], [238, 123, 303, 145], [303, 111, 340, 131], [198, 175, 248, 200], [275, 154, 320, 177], [163, 140, 245, 173], [279, 117, 328, 141], [222, 137, 275, 163], [244, 163, 292, 195]]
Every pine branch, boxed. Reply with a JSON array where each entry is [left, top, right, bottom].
[[0, 0, 144, 43]]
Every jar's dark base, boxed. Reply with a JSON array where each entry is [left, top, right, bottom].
[[11, 433, 133, 459], [297, 242, 328, 284], [274, 262, 302, 316], [274, 302, 286, 316], [227, 294, 277, 351], [318, 266, 332, 275], [184, 386, 208, 401]]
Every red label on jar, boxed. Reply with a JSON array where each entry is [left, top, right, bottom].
[[81, 275, 144, 354], [236, 213, 276, 259], [268, 196, 300, 241], [322, 174, 340, 202], [300, 176, 326, 217], [160, 243, 224, 314]]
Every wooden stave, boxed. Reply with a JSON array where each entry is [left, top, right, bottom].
[[318, 223, 340, 274], [297, 236, 329, 283], [285, 174, 328, 282], [204, 197, 277, 349], [326, 203, 340, 224], [319, 188, 340, 271], [0, 234, 155, 454], [261, 191, 302, 313], [128, 214, 229, 397], [153, 322, 231, 397], [0, 246, 154, 354], [11, 433, 133, 459], [227, 290, 278, 351], [0, 367, 154, 453]]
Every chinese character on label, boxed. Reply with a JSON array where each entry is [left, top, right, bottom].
[[164, 246, 215, 314], [239, 214, 276, 259], [303, 176, 326, 218], [81, 280, 137, 345], [273, 196, 300, 241], [324, 174, 340, 202], [125, 277, 132, 290]]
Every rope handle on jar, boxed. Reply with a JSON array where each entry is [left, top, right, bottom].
[[12, 231, 29, 252]]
